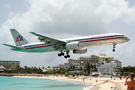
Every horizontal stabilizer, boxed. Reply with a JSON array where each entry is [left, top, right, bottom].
[[3, 44, 22, 50]]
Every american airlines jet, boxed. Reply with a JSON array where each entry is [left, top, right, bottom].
[[3, 29, 130, 58]]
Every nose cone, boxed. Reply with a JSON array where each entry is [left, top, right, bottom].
[[125, 37, 130, 42]]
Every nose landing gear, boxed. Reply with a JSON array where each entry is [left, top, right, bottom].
[[113, 43, 117, 52], [113, 49, 115, 52]]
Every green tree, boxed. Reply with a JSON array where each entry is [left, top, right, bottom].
[[16, 65, 20, 73], [24, 66, 27, 70], [68, 66, 75, 71], [79, 67, 83, 71], [47, 66, 51, 68], [84, 62, 91, 74]]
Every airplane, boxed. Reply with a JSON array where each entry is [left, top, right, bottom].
[[3, 29, 130, 58]]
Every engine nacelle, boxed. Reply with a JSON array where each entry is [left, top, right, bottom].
[[73, 48, 87, 54], [66, 42, 79, 50]]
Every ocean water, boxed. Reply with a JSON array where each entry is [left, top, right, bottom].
[[0, 76, 91, 90]]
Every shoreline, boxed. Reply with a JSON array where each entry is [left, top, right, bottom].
[[12, 75, 127, 90], [12, 76, 93, 90]]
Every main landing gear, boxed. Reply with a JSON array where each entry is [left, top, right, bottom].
[[113, 43, 117, 52], [64, 55, 70, 58], [58, 50, 70, 59], [58, 52, 64, 56]]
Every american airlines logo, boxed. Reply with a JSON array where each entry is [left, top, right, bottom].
[[16, 35, 23, 42]]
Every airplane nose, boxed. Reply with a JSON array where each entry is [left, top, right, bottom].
[[126, 37, 130, 41]]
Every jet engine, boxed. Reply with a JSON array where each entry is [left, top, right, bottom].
[[66, 42, 79, 50], [73, 48, 87, 54]]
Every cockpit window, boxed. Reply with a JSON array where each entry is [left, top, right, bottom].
[[121, 35, 124, 37]]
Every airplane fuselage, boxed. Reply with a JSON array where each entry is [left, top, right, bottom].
[[12, 33, 129, 53]]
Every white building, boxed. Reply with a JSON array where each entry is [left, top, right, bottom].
[[52, 63, 86, 70], [52, 64, 65, 70], [0, 60, 20, 70], [65, 63, 86, 69], [98, 60, 121, 75], [53, 54, 118, 72], [0, 66, 5, 73]]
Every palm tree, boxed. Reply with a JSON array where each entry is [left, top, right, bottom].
[[16, 65, 20, 73], [47, 66, 51, 68], [79, 67, 83, 71], [24, 66, 27, 70], [93, 65, 97, 71], [84, 62, 91, 74]]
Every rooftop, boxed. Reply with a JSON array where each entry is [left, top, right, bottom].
[[99, 55, 113, 58], [0, 66, 5, 69], [0, 60, 20, 62]]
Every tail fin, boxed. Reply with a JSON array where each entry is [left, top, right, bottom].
[[10, 29, 29, 46]]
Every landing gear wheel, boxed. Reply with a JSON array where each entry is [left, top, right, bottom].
[[58, 53, 61, 57], [61, 53, 64, 56], [64, 56, 67, 58], [112, 43, 116, 52], [67, 55, 70, 58], [113, 49, 115, 52]]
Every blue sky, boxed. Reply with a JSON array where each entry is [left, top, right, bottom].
[[0, 0, 135, 67]]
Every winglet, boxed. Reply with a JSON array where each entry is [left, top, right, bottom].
[[29, 32, 35, 34], [29, 32, 39, 36]]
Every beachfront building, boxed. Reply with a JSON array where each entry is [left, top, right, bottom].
[[68, 54, 99, 65], [68, 54, 114, 64], [53, 54, 115, 71], [0, 66, 5, 73], [98, 60, 121, 75], [0, 60, 20, 70], [65, 63, 86, 70], [68, 54, 114, 67], [52, 61, 89, 70], [52, 63, 85, 70], [98, 54, 114, 63], [52, 63, 80, 70], [52, 64, 65, 70]]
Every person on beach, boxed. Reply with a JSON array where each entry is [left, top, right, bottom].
[[124, 73, 135, 90], [83, 78, 85, 82], [120, 76, 122, 80], [111, 75, 112, 79], [96, 79, 97, 83]]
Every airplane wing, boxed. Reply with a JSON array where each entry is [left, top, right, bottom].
[[30, 32, 67, 50], [3, 44, 22, 50]]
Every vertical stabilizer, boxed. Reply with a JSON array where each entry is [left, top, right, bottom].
[[10, 29, 29, 46]]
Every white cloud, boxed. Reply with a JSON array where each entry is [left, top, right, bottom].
[[3, 0, 135, 36], [95, 0, 135, 24]]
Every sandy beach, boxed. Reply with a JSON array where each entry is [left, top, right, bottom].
[[13, 75, 127, 90]]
